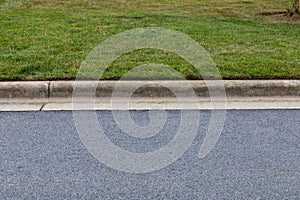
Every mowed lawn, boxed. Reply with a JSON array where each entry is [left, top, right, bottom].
[[0, 0, 299, 80]]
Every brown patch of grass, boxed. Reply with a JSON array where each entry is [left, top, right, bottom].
[[268, 13, 300, 21], [2, 0, 292, 18]]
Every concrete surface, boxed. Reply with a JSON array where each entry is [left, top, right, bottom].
[[0, 81, 49, 98], [0, 103, 43, 111], [0, 80, 299, 99], [0, 97, 299, 111], [0, 80, 299, 111]]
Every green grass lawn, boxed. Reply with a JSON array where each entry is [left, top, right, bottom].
[[0, 0, 299, 80]]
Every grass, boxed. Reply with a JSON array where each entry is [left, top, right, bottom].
[[0, 0, 300, 80]]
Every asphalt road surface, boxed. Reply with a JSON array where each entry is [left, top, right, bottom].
[[1, 110, 300, 199]]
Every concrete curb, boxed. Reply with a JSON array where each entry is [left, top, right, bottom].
[[0, 81, 49, 98], [0, 80, 299, 99]]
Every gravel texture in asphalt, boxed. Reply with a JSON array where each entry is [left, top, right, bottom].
[[1, 110, 300, 199]]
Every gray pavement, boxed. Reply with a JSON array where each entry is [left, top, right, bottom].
[[1, 110, 300, 199]]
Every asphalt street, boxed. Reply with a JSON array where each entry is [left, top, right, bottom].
[[1, 110, 300, 199]]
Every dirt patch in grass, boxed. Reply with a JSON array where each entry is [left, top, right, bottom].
[[268, 13, 300, 22]]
